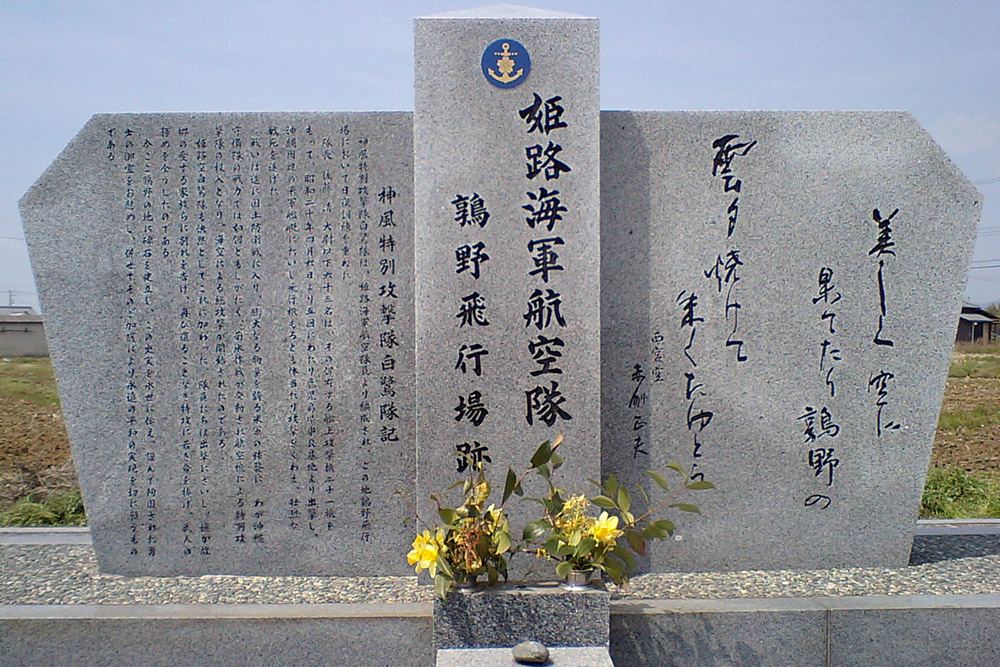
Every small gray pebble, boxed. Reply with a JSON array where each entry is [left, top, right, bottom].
[[512, 640, 549, 664]]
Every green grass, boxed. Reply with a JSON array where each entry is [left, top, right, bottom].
[[948, 355, 1000, 378], [0, 357, 61, 407], [937, 403, 1000, 431], [920, 468, 1000, 519], [0, 489, 87, 527], [954, 341, 1000, 356]]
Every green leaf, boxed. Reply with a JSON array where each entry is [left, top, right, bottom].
[[551, 490, 564, 508], [643, 524, 668, 539], [438, 508, 458, 525], [530, 439, 553, 468], [638, 483, 650, 504], [487, 563, 499, 585], [653, 519, 675, 535], [555, 560, 574, 579], [496, 531, 511, 554], [605, 474, 619, 498], [537, 463, 551, 480], [550, 453, 564, 470], [617, 487, 631, 514], [645, 470, 670, 491], [625, 529, 646, 556], [555, 542, 575, 558], [434, 573, 450, 600], [436, 553, 454, 580], [666, 462, 685, 476], [591, 495, 616, 510], [502, 468, 517, 505], [612, 544, 636, 572], [602, 558, 624, 586], [523, 520, 550, 543], [543, 537, 562, 555], [574, 537, 596, 560], [687, 481, 715, 490], [550, 432, 564, 450], [670, 503, 701, 514]]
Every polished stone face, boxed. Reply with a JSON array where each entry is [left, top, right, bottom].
[[413, 11, 602, 536], [433, 581, 610, 649], [21, 112, 416, 576], [601, 110, 980, 571]]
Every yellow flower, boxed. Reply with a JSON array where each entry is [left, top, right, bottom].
[[470, 481, 490, 507], [483, 504, 502, 529], [407, 528, 445, 576], [590, 511, 623, 545], [554, 494, 590, 535]]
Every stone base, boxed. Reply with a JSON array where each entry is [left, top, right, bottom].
[[6, 529, 1000, 666], [436, 646, 615, 666], [433, 581, 610, 649]]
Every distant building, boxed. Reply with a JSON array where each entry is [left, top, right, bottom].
[[955, 301, 999, 344], [0, 306, 48, 356]]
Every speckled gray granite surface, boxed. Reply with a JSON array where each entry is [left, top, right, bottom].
[[2, 532, 997, 606]]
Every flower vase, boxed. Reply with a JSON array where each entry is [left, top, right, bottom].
[[562, 568, 597, 590], [453, 573, 479, 593]]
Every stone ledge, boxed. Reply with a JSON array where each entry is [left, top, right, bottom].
[[612, 592, 1000, 614], [0, 602, 432, 620], [3, 594, 999, 666]]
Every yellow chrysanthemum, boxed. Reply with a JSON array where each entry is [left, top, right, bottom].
[[407, 528, 445, 576], [590, 511, 623, 545], [470, 482, 490, 507], [554, 494, 590, 535]]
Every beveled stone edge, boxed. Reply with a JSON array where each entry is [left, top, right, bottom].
[[7, 518, 1000, 546], [0, 527, 92, 544], [0, 602, 433, 620], [5, 594, 1000, 622], [611, 593, 1000, 615]]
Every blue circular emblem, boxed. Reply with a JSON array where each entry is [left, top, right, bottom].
[[481, 38, 530, 89]]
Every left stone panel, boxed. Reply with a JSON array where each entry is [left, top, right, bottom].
[[20, 113, 415, 576]]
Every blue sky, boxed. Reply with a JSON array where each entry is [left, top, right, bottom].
[[2, 0, 998, 311]]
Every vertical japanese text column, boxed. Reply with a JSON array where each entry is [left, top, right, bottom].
[[414, 8, 601, 523]]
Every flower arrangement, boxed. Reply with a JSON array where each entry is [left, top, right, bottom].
[[403, 433, 712, 596], [518, 435, 713, 588], [403, 460, 513, 599]]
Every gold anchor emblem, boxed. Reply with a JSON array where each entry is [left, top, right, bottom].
[[488, 42, 524, 84]]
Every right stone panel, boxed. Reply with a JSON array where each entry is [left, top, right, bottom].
[[601, 111, 981, 571]]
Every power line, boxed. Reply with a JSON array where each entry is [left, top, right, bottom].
[[0, 235, 25, 241], [974, 176, 1000, 185]]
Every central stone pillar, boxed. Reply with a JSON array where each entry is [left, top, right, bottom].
[[414, 7, 601, 521]]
